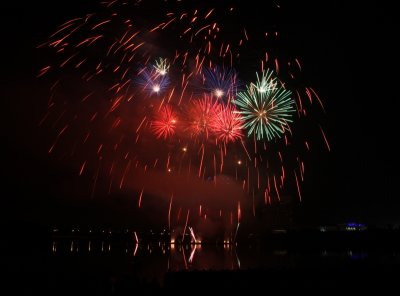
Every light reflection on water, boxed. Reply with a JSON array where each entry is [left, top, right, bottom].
[[51, 239, 243, 270], [49, 239, 247, 282], [45, 239, 400, 284]]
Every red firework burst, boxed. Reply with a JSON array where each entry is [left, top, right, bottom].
[[151, 105, 177, 139], [186, 95, 219, 138], [213, 104, 244, 143]]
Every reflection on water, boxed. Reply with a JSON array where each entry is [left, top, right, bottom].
[[49, 239, 246, 282], [51, 239, 242, 271], [48, 238, 400, 283], [6, 234, 400, 294]]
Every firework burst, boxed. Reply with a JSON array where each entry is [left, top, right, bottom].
[[151, 105, 177, 139], [154, 57, 170, 76], [202, 67, 240, 101], [234, 70, 295, 141], [136, 66, 171, 95], [185, 96, 219, 139], [213, 104, 244, 143]]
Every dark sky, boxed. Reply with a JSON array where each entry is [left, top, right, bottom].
[[2, 1, 399, 230]]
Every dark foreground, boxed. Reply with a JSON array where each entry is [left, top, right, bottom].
[[4, 228, 400, 294]]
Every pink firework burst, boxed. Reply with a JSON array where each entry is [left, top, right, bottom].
[[213, 104, 244, 143], [151, 105, 177, 139], [186, 95, 219, 138]]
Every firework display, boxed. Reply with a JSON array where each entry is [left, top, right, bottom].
[[38, 0, 329, 236]]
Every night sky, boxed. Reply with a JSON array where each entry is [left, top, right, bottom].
[[2, 1, 399, 231]]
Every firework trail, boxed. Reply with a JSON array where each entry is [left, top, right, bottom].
[[38, 0, 329, 238]]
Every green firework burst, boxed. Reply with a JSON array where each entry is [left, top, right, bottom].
[[233, 70, 295, 141]]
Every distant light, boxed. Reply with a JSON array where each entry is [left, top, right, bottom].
[[167, 168, 172, 173], [272, 229, 287, 234], [345, 222, 366, 231], [182, 147, 187, 152], [237, 160, 242, 165]]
